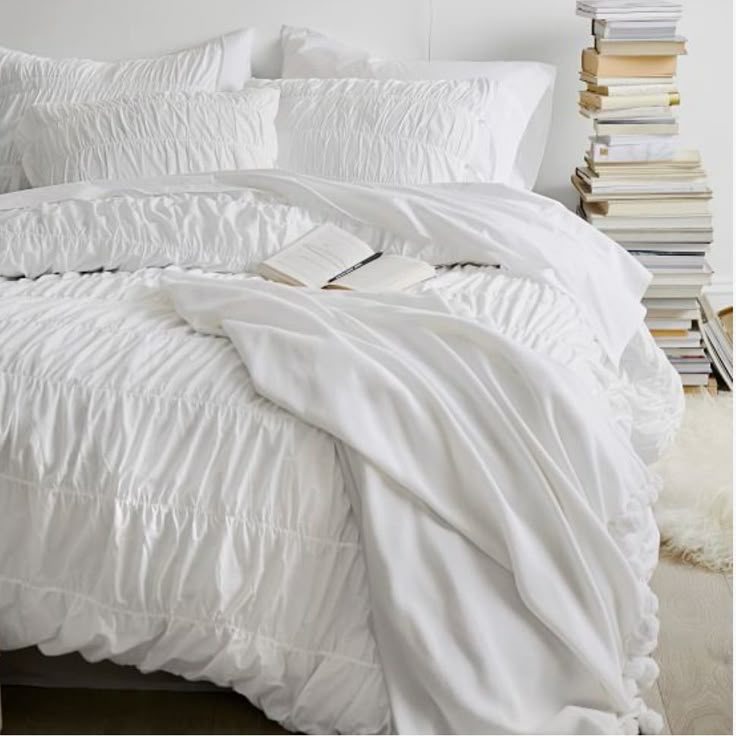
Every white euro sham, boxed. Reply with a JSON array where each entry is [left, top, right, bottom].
[[247, 77, 497, 185], [16, 89, 280, 186], [280, 25, 556, 190], [0, 29, 254, 193]]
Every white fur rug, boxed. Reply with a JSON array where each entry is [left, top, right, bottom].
[[654, 392, 733, 572]]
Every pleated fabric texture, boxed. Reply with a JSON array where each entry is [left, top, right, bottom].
[[0, 268, 390, 735], [0, 28, 253, 193], [0, 264, 679, 735], [0, 174, 683, 733], [248, 78, 497, 185], [16, 89, 280, 187]]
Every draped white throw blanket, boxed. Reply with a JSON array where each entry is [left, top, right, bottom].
[[164, 275, 662, 735]]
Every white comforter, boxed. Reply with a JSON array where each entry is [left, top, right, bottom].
[[0, 172, 682, 734]]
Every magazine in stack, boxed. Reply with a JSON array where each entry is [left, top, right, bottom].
[[699, 296, 733, 390], [573, 0, 716, 392]]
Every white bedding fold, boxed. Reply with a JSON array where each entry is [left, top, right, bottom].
[[0, 172, 677, 734], [0, 170, 650, 364], [163, 274, 663, 734]]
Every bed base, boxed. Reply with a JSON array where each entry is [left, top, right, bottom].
[[0, 647, 220, 692]]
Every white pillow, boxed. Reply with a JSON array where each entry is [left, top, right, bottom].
[[280, 25, 556, 190], [248, 77, 496, 185], [0, 29, 254, 193], [16, 89, 279, 187]]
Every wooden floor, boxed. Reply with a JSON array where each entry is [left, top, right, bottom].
[[1, 558, 731, 735], [643, 557, 732, 735]]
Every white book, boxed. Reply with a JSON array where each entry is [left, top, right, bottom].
[[571, 174, 713, 202], [593, 20, 679, 39], [581, 73, 676, 86], [587, 83, 679, 96], [644, 298, 699, 310], [646, 318, 694, 330], [589, 215, 712, 229], [576, 170, 711, 195], [586, 161, 705, 176], [580, 105, 677, 121], [679, 374, 711, 386], [672, 362, 712, 374], [593, 120, 679, 136], [654, 331, 702, 348], [647, 285, 706, 298], [648, 310, 701, 322], [577, 1, 682, 21], [588, 141, 680, 162], [608, 231, 713, 244], [663, 347, 707, 358], [580, 12, 682, 22], [633, 253, 706, 269], [650, 269, 713, 286], [593, 135, 678, 145], [625, 243, 710, 254], [702, 323, 733, 386], [258, 223, 435, 291], [587, 199, 711, 216], [700, 302, 733, 357], [704, 321, 733, 364]]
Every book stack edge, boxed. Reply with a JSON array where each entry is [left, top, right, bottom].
[[699, 298, 733, 390], [574, 0, 717, 393]]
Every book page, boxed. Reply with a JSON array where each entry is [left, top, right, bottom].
[[330, 254, 435, 291], [259, 223, 374, 288]]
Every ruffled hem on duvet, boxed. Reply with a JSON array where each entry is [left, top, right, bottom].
[[0, 576, 390, 735], [421, 266, 677, 735], [610, 468, 664, 735]]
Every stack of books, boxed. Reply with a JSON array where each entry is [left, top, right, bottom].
[[573, 0, 715, 392]]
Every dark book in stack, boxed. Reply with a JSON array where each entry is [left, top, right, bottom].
[[573, 0, 714, 391]]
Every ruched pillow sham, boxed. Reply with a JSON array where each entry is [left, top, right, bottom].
[[0, 29, 253, 192], [248, 77, 496, 186], [280, 25, 556, 190], [16, 89, 279, 186]]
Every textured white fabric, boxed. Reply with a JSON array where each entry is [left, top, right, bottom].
[[247, 78, 497, 185], [280, 25, 556, 190], [16, 90, 280, 186], [0, 172, 682, 734], [0, 171, 652, 363], [0, 29, 253, 193], [164, 273, 671, 733]]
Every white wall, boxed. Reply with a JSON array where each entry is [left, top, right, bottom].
[[0, 0, 731, 284], [430, 0, 733, 286]]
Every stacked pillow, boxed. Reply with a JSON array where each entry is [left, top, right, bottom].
[[248, 77, 497, 186], [279, 26, 556, 190], [17, 89, 280, 187], [0, 29, 254, 192], [3, 25, 556, 191]]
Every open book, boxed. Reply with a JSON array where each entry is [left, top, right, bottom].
[[258, 223, 435, 291]]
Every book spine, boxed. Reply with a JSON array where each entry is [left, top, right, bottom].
[[582, 48, 678, 77], [580, 91, 680, 110], [589, 84, 678, 97]]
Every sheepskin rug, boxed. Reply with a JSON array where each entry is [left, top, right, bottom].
[[654, 391, 733, 572]]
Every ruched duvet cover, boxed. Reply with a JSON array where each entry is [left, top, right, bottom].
[[0, 172, 683, 734]]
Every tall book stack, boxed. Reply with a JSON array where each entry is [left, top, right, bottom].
[[573, 0, 715, 392]]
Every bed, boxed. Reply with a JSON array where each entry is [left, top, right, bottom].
[[0, 5, 684, 734]]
